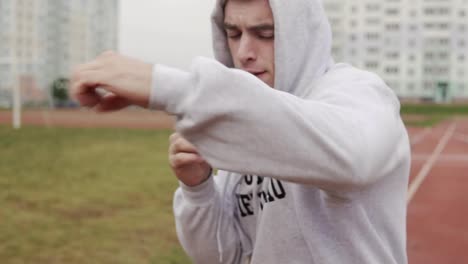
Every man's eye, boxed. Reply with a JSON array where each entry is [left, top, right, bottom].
[[259, 34, 274, 39], [226, 31, 241, 39], [257, 31, 274, 39]]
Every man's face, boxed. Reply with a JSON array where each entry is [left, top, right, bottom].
[[224, 0, 275, 88]]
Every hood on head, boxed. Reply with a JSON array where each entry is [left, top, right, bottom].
[[211, 0, 334, 97]]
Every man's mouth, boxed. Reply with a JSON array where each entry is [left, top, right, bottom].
[[248, 71, 267, 77]]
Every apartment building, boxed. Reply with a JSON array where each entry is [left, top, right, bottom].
[[324, 0, 468, 102], [0, 0, 119, 107]]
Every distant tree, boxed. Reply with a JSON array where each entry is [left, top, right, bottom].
[[51, 77, 70, 107]]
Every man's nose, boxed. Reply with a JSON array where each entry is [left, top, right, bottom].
[[237, 36, 257, 64]]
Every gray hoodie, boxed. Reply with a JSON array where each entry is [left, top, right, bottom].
[[149, 0, 411, 263]]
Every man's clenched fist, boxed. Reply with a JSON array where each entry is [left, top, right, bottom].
[[169, 133, 212, 187], [70, 51, 153, 112]]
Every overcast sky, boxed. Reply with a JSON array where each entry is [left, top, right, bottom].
[[119, 0, 217, 69]]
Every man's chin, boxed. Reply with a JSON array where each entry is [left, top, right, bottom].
[[259, 75, 274, 88]]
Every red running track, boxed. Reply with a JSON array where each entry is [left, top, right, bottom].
[[407, 118, 468, 264]]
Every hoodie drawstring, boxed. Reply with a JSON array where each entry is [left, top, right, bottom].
[[216, 173, 245, 263], [216, 172, 229, 263]]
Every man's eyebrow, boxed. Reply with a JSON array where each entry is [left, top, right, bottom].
[[223, 22, 238, 30], [223, 22, 274, 31], [249, 23, 274, 31]]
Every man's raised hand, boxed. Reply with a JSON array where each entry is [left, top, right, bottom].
[[70, 51, 153, 112]]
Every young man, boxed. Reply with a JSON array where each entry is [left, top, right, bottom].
[[71, 0, 411, 263]]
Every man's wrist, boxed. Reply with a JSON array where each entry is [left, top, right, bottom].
[[179, 171, 216, 205], [182, 167, 213, 187]]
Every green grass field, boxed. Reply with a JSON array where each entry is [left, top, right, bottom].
[[401, 104, 468, 127], [0, 126, 191, 264], [1, 103, 467, 263], [401, 104, 468, 115]]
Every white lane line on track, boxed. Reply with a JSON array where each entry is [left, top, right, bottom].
[[412, 154, 468, 162], [410, 128, 432, 146], [407, 123, 457, 203]]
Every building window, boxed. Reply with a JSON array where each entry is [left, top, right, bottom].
[[386, 51, 399, 59], [424, 7, 450, 16], [366, 4, 379, 12], [424, 23, 434, 29], [424, 8, 434, 15], [385, 67, 399, 74], [0, 65, 10, 72], [366, 32, 380, 40], [440, 38, 449, 45], [386, 23, 400, 31], [425, 52, 434, 59], [385, 8, 399, 15], [365, 61, 379, 68], [366, 17, 380, 24], [424, 82, 433, 90], [367, 47, 379, 54], [439, 52, 449, 60], [438, 23, 449, 30]]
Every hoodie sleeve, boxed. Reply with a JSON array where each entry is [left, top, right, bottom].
[[173, 170, 245, 264], [152, 57, 406, 192]]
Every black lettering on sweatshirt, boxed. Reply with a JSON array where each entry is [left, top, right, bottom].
[[270, 177, 286, 199], [244, 175, 264, 186], [236, 193, 254, 217], [245, 175, 254, 185], [237, 176, 286, 218]]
